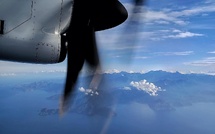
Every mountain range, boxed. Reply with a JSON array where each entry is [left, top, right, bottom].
[[5, 70, 215, 116]]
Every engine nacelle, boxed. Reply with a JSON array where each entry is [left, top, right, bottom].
[[0, 0, 72, 64], [0, 35, 66, 63]]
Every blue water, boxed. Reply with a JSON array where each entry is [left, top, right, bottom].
[[1, 73, 215, 134], [1, 90, 215, 134]]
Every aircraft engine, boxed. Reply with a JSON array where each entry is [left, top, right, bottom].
[[0, 35, 67, 64], [0, 0, 72, 64]]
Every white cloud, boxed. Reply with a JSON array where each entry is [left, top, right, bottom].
[[130, 79, 163, 96], [129, 71, 135, 73], [79, 87, 86, 92], [185, 57, 215, 66], [79, 87, 99, 96], [0, 73, 16, 77], [205, 0, 214, 4], [154, 20, 170, 24], [208, 51, 215, 54], [97, 2, 209, 48], [155, 51, 194, 56], [104, 69, 121, 74], [123, 87, 131, 90], [110, 45, 144, 50], [124, 1, 215, 27], [138, 29, 204, 41], [169, 4, 215, 17], [164, 31, 204, 39], [172, 29, 182, 33], [140, 10, 187, 25], [134, 56, 148, 59]]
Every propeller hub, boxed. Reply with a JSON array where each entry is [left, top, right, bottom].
[[92, 0, 128, 31]]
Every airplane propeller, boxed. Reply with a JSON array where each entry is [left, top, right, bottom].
[[60, 0, 128, 114]]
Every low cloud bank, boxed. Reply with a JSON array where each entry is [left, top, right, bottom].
[[79, 87, 99, 96], [130, 79, 163, 96]]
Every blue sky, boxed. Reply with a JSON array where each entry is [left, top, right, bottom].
[[1, 0, 215, 74], [97, 0, 215, 73]]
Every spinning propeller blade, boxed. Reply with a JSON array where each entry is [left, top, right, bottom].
[[60, 0, 128, 115], [115, 0, 146, 63]]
